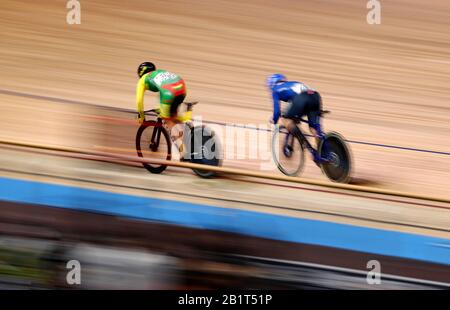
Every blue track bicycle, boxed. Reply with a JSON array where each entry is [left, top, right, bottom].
[[272, 110, 352, 183]]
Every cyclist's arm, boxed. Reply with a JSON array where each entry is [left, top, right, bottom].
[[136, 76, 147, 122], [272, 92, 281, 124]]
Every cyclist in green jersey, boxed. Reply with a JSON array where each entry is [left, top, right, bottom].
[[136, 62, 191, 131]]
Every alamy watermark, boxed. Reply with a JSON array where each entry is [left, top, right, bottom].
[[366, 260, 382, 285], [66, 260, 81, 285], [169, 117, 278, 171], [66, 0, 81, 25], [367, 0, 381, 25]]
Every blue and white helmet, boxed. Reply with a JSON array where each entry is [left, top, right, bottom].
[[266, 73, 287, 90]]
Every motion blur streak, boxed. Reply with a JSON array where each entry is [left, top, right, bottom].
[[2, 87, 450, 157], [0, 0, 449, 289]]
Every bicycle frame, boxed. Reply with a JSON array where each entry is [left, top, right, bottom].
[[290, 118, 331, 164], [149, 120, 163, 151], [143, 109, 190, 154], [141, 110, 163, 150]]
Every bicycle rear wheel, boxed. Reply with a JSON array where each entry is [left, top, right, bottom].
[[136, 122, 171, 174], [318, 132, 352, 183], [184, 125, 222, 178], [272, 125, 305, 176]]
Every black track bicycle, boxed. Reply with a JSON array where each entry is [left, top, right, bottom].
[[135, 102, 222, 178]]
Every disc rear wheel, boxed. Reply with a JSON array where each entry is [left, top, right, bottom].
[[318, 132, 352, 183], [183, 125, 222, 178]]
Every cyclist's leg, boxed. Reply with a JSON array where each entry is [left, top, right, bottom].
[[284, 93, 307, 133], [306, 91, 324, 140], [169, 94, 185, 122], [168, 95, 186, 142], [305, 92, 325, 165], [159, 94, 188, 156], [174, 94, 192, 122], [280, 94, 307, 156], [159, 92, 184, 130]]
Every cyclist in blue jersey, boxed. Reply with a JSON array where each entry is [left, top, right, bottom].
[[267, 73, 324, 140]]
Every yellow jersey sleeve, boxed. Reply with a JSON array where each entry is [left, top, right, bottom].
[[136, 76, 147, 115]]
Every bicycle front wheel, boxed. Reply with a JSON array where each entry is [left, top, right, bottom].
[[136, 122, 172, 174], [272, 125, 305, 176]]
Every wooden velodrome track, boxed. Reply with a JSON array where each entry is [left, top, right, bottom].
[[0, 0, 449, 237]]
